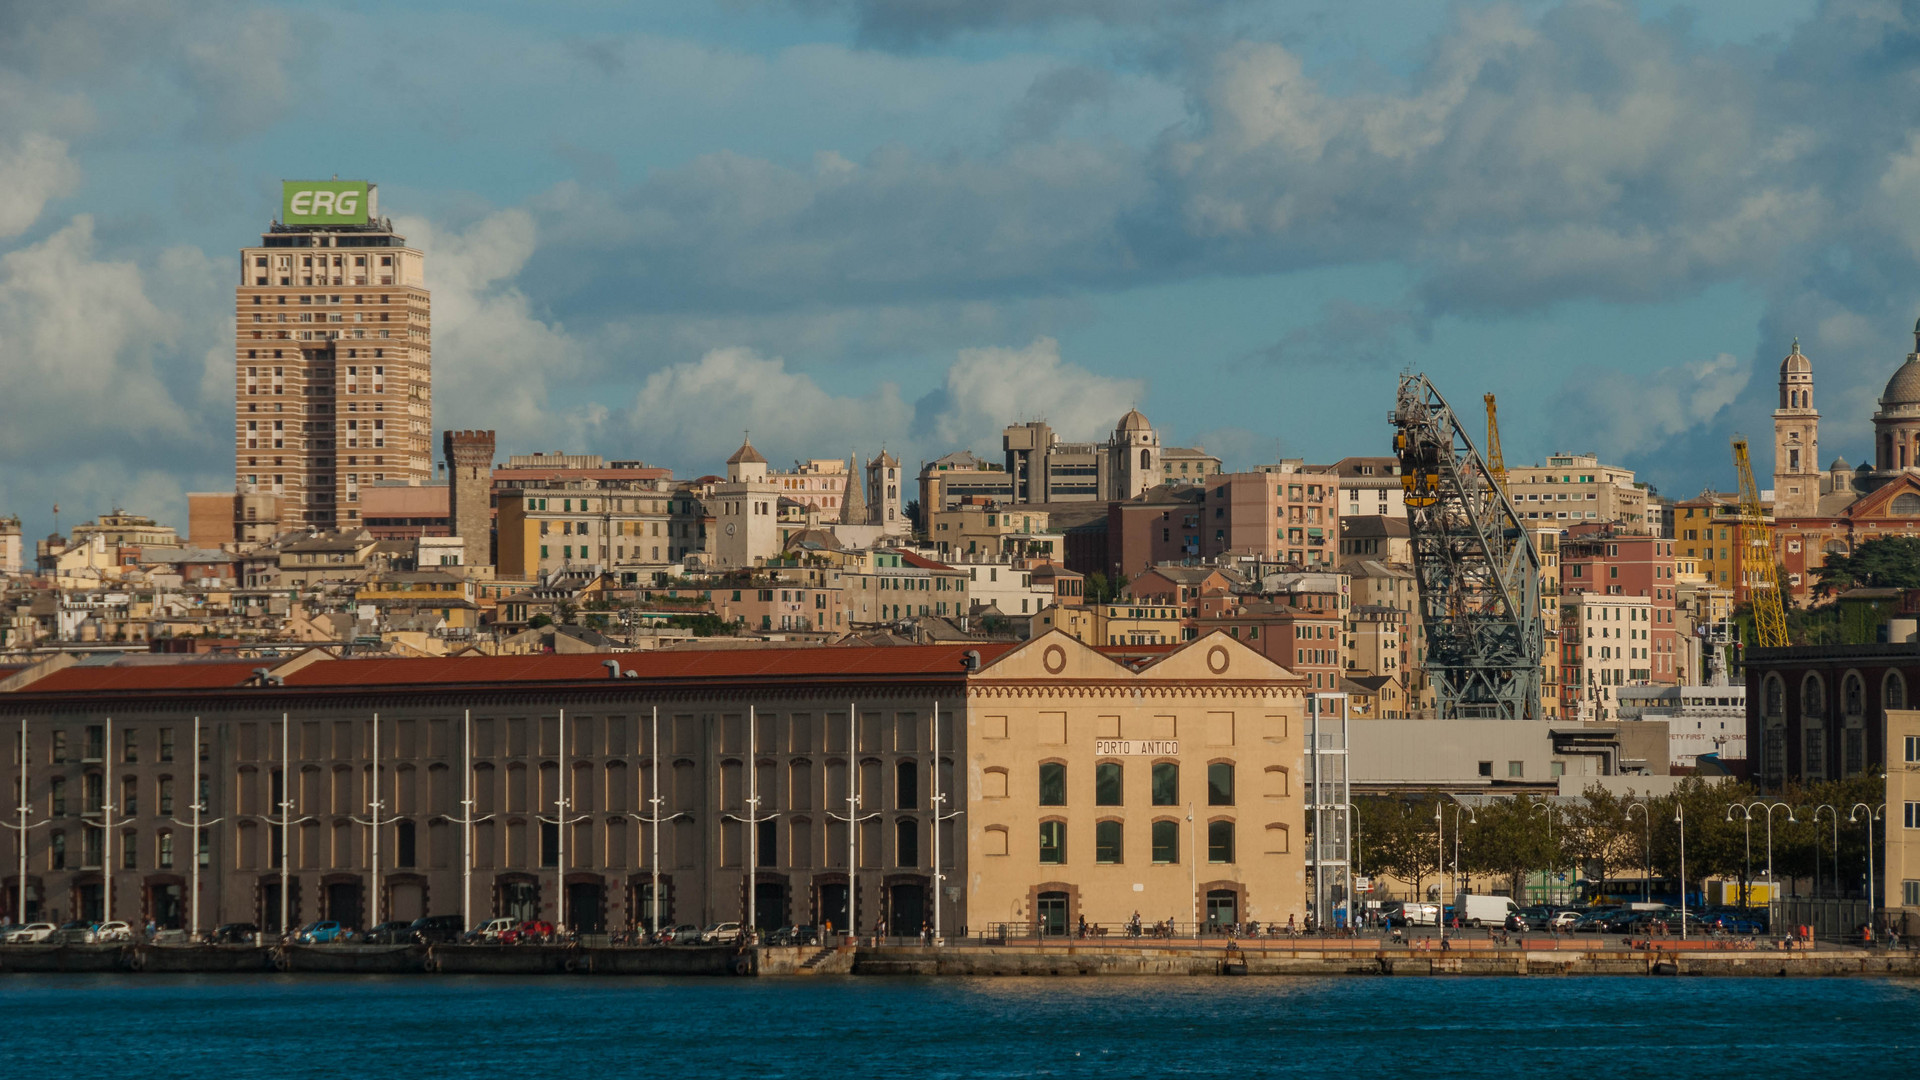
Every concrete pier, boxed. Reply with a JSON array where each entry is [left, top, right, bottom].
[[2, 940, 1916, 978]]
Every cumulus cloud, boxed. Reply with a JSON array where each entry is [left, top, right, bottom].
[[779, 0, 1251, 48], [1559, 351, 1751, 465], [914, 336, 1145, 450], [0, 132, 80, 239]]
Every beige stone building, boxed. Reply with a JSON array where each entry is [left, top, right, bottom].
[[1889, 708, 1920, 934], [1505, 453, 1654, 535], [0, 636, 1305, 940], [966, 632, 1306, 933], [236, 183, 432, 533]]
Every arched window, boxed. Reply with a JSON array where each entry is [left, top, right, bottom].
[[1764, 675, 1785, 717], [1140, 448, 1151, 470], [1207, 820, 1235, 863], [1896, 493, 1920, 515], [1207, 762, 1235, 806], [1095, 820, 1123, 864], [1844, 673, 1864, 717], [1887, 671, 1908, 711], [1151, 820, 1178, 864], [1802, 674, 1824, 716], [1095, 762, 1123, 806], [1038, 820, 1065, 864], [1038, 762, 1065, 806], [1151, 761, 1178, 806], [894, 818, 918, 867]]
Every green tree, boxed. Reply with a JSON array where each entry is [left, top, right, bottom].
[[1460, 797, 1560, 901], [1814, 535, 1920, 595], [1358, 793, 1446, 901]]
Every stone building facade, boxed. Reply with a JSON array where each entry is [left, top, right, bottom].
[[0, 634, 1306, 937]]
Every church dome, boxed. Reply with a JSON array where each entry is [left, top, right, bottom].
[[1116, 408, 1151, 434], [1781, 339, 1811, 375], [1881, 355, 1920, 409]]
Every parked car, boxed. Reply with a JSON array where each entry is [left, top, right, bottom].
[[699, 922, 743, 945], [6, 922, 56, 943], [467, 917, 518, 943], [53, 920, 98, 944], [361, 920, 414, 944], [766, 925, 819, 947], [1548, 910, 1582, 931], [94, 921, 134, 943], [1503, 913, 1528, 933], [499, 919, 555, 945], [408, 915, 466, 944], [1699, 908, 1767, 935], [295, 920, 350, 944], [208, 922, 258, 945], [661, 923, 701, 945], [1572, 908, 1620, 933], [1379, 901, 1439, 927]]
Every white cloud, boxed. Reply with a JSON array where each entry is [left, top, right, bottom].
[[0, 132, 79, 239], [1562, 351, 1751, 463], [921, 336, 1144, 449], [624, 346, 912, 470]]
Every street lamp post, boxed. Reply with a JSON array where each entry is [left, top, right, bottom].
[[1434, 801, 1445, 941], [1851, 802, 1886, 918], [1726, 803, 1754, 912], [347, 713, 385, 932], [1531, 801, 1564, 906], [257, 713, 313, 939], [627, 706, 689, 939], [442, 709, 493, 935], [1675, 804, 1687, 939], [721, 706, 779, 944], [4, 719, 50, 924], [1449, 803, 1476, 910], [1811, 804, 1840, 899], [537, 708, 588, 935], [1626, 802, 1651, 905], [827, 702, 880, 942], [168, 716, 224, 940], [929, 701, 961, 945], [1344, 802, 1366, 925], [1745, 801, 1794, 905]]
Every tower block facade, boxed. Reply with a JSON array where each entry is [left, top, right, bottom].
[[444, 429, 496, 568]]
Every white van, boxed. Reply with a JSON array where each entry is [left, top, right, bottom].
[[1454, 893, 1523, 928]]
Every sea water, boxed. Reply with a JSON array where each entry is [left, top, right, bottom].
[[4, 974, 1914, 1077]]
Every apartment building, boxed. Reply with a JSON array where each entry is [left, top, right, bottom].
[[839, 551, 971, 626], [1560, 593, 1655, 721], [1559, 525, 1680, 684], [1504, 453, 1654, 535], [494, 480, 678, 580], [236, 181, 431, 533]]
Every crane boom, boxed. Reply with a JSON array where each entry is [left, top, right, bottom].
[[1394, 374, 1543, 719], [1484, 393, 1508, 495], [1732, 437, 1789, 648]]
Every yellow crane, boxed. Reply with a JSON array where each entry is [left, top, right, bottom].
[[1732, 437, 1789, 648], [1484, 393, 1508, 495]]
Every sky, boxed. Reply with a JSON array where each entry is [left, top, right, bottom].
[[7, 0, 1920, 540]]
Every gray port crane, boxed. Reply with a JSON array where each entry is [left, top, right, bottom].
[[1392, 373, 1543, 719]]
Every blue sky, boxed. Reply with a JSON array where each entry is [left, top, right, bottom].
[[7, 0, 1920, 539]]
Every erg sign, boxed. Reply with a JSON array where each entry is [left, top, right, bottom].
[[282, 180, 373, 225]]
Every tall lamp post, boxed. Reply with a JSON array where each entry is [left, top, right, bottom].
[[826, 702, 880, 943], [1449, 803, 1476, 910], [168, 716, 224, 940], [256, 714, 313, 939], [1810, 804, 1839, 899], [1344, 802, 1366, 926], [721, 706, 780, 944], [1743, 801, 1794, 908], [1726, 803, 1755, 912], [4, 719, 50, 924], [929, 702, 962, 945], [442, 709, 493, 935], [628, 706, 689, 939], [1850, 803, 1885, 915], [1531, 801, 1565, 906], [347, 712, 385, 932], [537, 709, 588, 935], [1675, 804, 1687, 939], [1626, 802, 1652, 904]]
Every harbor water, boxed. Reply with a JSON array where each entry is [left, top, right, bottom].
[[5, 974, 1916, 1077]]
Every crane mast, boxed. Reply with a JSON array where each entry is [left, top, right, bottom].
[[1393, 374, 1543, 719], [1484, 393, 1508, 496], [1732, 437, 1789, 649]]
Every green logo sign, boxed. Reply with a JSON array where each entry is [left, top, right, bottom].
[[282, 180, 371, 225]]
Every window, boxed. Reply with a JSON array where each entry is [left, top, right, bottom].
[[1907, 802, 1920, 829], [50, 777, 65, 816], [51, 731, 66, 764], [896, 761, 919, 810], [1207, 820, 1235, 863], [122, 728, 138, 763], [1907, 735, 1920, 764], [1907, 880, 1920, 906], [1478, 760, 1494, 777], [1095, 762, 1123, 806], [397, 820, 418, 868], [1038, 763, 1066, 806], [159, 778, 174, 816], [895, 818, 919, 867], [159, 728, 174, 762], [1095, 820, 1123, 864], [1888, 672, 1907, 712], [1205, 760, 1236, 803], [1803, 674, 1824, 715], [1507, 761, 1524, 778], [50, 833, 65, 870], [1039, 820, 1066, 864], [1152, 820, 1178, 864]]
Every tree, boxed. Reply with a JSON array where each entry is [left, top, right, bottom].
[[1358, 793, 1445, 902], [1814, 535, 1920, 595], [1460, 797, 1560, 901]]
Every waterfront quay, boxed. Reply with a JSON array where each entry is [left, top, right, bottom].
[[5, 933, 1919, 978]]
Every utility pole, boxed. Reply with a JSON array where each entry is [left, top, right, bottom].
[[722, 705, 780, 942], [537, 709, 588, 934], [627, 706, 689, 938], [928, 700, 961, 945], [256, 714, 313, 939]]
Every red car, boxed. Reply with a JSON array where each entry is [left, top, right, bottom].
[[499, 919, 556, 945]]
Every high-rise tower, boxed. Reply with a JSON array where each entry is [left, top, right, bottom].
[[235, 180, 431, 534], [444, 429, 496, 568], [1772, 339, 1819, 518]]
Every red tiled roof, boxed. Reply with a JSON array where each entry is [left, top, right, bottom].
[[21, 660, 264, 693], [11, 645, 1020, 695], [896, 551, 955, 571]]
